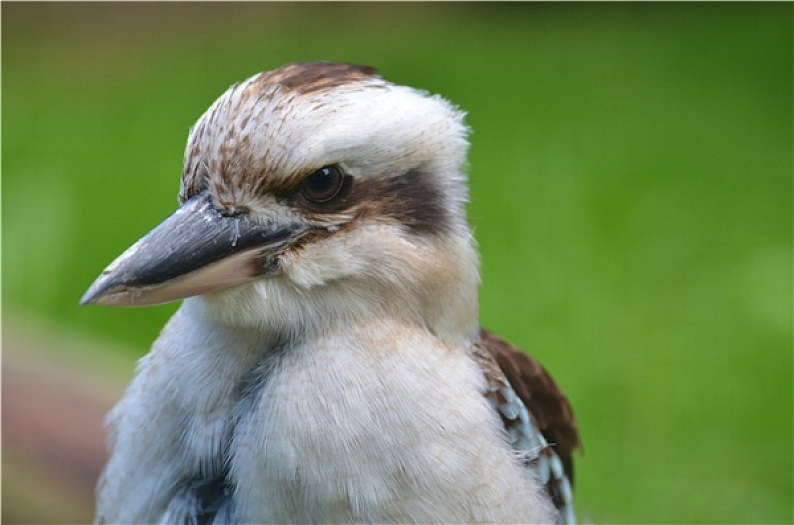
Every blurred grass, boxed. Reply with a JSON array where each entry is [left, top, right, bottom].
[[2, 2, 792, 523]]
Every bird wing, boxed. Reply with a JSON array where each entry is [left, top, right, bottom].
[[473, 329, 581, 524]]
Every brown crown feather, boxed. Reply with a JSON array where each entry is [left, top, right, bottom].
[[251, 61, 381, 95]]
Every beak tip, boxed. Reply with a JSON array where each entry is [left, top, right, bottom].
[[79, 283, 102, 306], [80, 274, 117, 307]]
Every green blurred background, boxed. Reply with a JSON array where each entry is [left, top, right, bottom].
[[3, 2, 792, 523]]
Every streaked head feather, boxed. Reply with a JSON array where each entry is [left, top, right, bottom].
[[177, 62, 479, 345]]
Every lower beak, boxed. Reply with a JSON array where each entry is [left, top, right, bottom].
[[80, 193, 308, 307]]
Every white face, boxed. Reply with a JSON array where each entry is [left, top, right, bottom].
[[83, 63, 480, 340]]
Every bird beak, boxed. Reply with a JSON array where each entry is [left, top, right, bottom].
[[80, 192, 309, 307]]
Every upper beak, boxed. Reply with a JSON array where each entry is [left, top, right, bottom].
[[80, 192, 309, 307]]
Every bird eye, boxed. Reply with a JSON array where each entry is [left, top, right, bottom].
[[302, 165, 345, 203]]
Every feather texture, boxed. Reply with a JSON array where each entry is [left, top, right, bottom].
[[474, 329, 581, 524]]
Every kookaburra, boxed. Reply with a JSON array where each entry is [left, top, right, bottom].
[[82, 61, 580, 524]]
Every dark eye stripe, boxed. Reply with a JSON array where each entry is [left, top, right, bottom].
[[290, 167, 449, 237]]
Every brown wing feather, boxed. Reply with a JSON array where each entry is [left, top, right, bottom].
[[478, 328, 581, 484]]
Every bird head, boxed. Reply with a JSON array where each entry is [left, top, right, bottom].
[[81, 62, 479, 342]]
